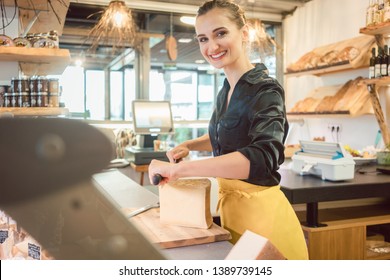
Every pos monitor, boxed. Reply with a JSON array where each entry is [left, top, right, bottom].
[[132, 100, 174, 149]]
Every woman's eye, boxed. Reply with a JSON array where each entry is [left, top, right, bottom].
[[216, 31, 227, 37], [197, 37, 207, 43]]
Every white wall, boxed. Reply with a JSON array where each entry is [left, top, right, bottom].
[[283, 0, 382, 150]]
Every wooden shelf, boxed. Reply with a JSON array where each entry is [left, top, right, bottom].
[[0, 47, 71, 76], [366, 243, 390, 260], [0, 107, 69, 116], [360, 21, 390, 36], [298, 205, 390, 259], [284, 63, 368, 77], [287, 112, 375, 118], [360, 76, 390, 87]]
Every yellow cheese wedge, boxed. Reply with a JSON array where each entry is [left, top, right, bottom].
[[159, 178, 213, 229], [225, 230, 286, 260]]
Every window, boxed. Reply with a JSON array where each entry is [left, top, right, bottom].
[[124, 68, 136, 120], [149, 69, 215, 121], [110, 71, 124, 120], [85, 70, 105, 120], [54, 66, 84, 115]]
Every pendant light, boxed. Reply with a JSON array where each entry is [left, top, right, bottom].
[[87, 0, 139, 51], [166, 13, 177, 61]]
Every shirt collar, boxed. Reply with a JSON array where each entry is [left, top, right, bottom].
[[241, 63, 269, 84], [222, 63, 269, 89]]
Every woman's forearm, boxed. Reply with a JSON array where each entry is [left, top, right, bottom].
[[185, 134, 212, 152], [173, 151, 250, 179]]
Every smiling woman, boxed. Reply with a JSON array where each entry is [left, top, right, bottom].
[[147, 0, 308, 260]]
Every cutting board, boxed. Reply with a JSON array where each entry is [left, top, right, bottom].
[[123, 208, 231, 249]]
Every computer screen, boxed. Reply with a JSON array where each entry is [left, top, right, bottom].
[[131, 100, 175, 149], [132, 100, 174, 135]]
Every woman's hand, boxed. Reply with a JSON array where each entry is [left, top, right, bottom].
[[166, 143, 190, 163], [148, 159, 179, 185]]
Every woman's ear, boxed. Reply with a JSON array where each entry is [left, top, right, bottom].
[[241, 24, 250, 43]]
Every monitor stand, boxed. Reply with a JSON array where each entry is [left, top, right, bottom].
[[135, 134, 157, 150], [126, 134, 168, 164]]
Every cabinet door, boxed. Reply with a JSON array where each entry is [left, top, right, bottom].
[[305, 226, 365, 260]]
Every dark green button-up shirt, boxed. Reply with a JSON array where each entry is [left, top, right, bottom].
[[209, 63, 288, 186]]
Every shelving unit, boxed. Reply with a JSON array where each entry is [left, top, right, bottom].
[[284, 24, 390, 260], [0, 1, 71, 118], [0, 47, 71, 117], [360, 21, 390, 36], [0, 107, 69, 117], [284, 37, 372, 118], [287, 112, 351, 117], [360, 22, 390, 147], [284, 63, 367, 77], [0, 47, 71, 76], [297, 205, 390, 260]]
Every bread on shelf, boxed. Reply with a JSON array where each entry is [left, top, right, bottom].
[[289, 77, 373, 116], [286, 35, 374, 73]]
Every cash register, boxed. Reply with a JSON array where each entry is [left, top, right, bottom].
[[125, 100, 173, 165]]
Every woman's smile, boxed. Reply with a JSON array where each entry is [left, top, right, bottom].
[[209, 50, 227, 60]]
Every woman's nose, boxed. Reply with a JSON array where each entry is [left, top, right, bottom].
[[208, 39, 219, 51]]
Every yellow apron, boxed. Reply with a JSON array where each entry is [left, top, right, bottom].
[[217, 177, 308, 260]]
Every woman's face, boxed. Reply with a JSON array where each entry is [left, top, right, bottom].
[[195, 8, 248, 69]]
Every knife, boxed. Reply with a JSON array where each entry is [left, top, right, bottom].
[[127, 202, 160, 218], [151, 158, 180, 185]]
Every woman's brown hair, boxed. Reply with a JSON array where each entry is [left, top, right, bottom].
[[197, 0, 247, 29]]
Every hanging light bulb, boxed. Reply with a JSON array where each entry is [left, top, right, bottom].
[[87, 1, 140, 52], [247, 19, 279, 62], [113, 10, 124, 27]]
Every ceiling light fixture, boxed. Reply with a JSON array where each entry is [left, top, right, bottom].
[[178, 38, 193, 43], [180, 16, 196, 25], [87, 1, 140, 52], [247, 19, 279, 62]]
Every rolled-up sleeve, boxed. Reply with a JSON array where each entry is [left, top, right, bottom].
[[238, 82, 287, 184]]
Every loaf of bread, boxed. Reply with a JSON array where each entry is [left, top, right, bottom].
[[286, 51, 321, 72], [286, 36, 374, 72], [290, 97, 322, 112], [290, 77, 372, 115], [333, 77, 365, 111], [314, 79, 354, 112], [159, 178, 213, 229], [338, 46, 360, 62], [317, 50, 340, 67]]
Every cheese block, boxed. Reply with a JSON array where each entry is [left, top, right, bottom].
[[159, 178, 213, 229], [225, 230, 286, 260]]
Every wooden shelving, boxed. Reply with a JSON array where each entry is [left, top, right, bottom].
[[360, 76, 390, 87], [298, 205, 390, 260], [0, 47, 71, 76], [360, 21, 390, 36], [0, 107, 69, 117], [358, 23, 390, 146], [287, 111, 351, 117], [0, 47, 71, 117], [284, 63, 367, 77]]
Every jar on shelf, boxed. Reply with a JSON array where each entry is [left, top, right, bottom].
[[48, 78, 60, 107], [12, 77, 29, 94]]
